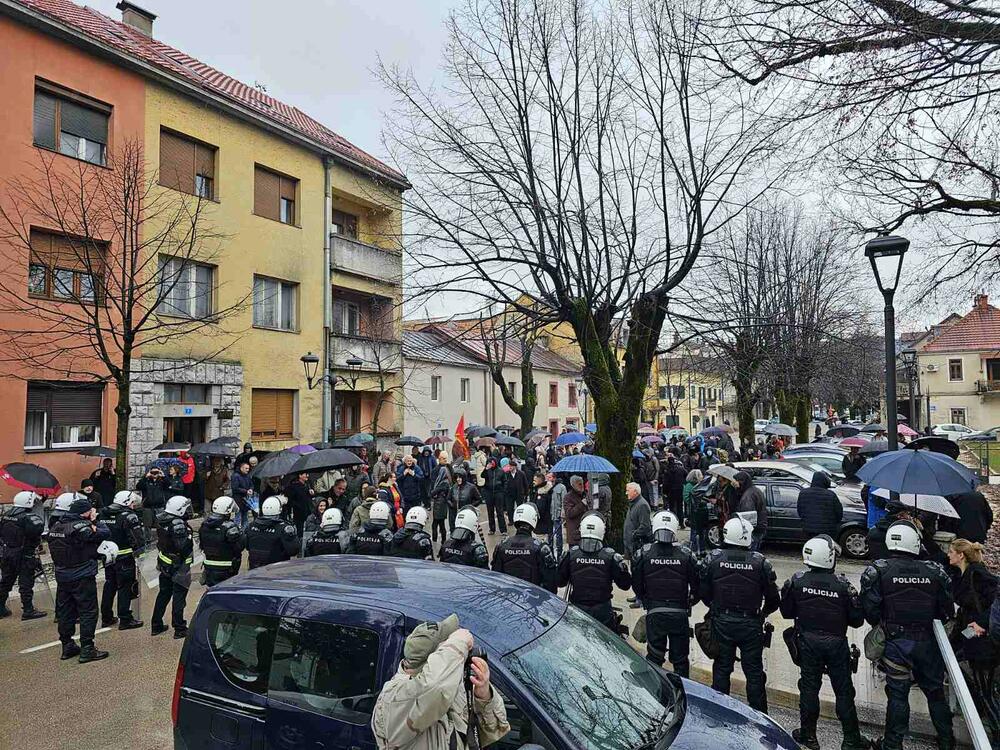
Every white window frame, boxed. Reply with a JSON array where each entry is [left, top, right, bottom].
[[23, 410, 47, 450], [158, 257, 214, 319], [431, 376, 442, 402], [948, 358, 964, 382], [50, 424, 101, 449], [949, 409, 967, 426], [460, 378, 470, 403], [253, 275, 297, 331], [195, 173, 213, 199]]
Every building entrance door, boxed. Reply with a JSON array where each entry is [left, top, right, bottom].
[[163, 417, 208, 445]]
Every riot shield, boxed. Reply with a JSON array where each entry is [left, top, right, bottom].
[[31, 557, 56, 613]]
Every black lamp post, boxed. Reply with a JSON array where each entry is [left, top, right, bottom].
[[301, 352, 364, 441], [865, 235, 910, 451]]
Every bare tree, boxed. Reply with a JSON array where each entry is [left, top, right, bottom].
[[0, 141, 247, 487], [476, 316, 539, 439], [381, 0, 786, 543]]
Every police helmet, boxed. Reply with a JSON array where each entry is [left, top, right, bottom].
[[274, 494, 289, 508], [885, 520, 921, 555], [54, 492, 82, 512], [212, 496, 238, 518], [12, 491, 39, 509], [97, 540, 119, 564], [802, 535, 836, 570], [512, 502, 539, 530], [452, 506, 479, 541], [113, 490, 142, 509], [320, 507, 343, 532], [580, 512, 606, 542], [405, 505, 428, 530], [722, 517, 753, 548], [368, 501, 392, 526], [261, 497, 282, 518], [165, 495, 192, 518], [651, 510, 680, 544]]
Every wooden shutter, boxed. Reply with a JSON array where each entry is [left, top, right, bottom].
[[26, 383, 49, 411], [160, 130, 195, 194], [275, 391, 294, 439], [278, 176, 296, 201], [29, 230, 100, 273], [194, 142, 215, 178], [49, 385, 102, 426], [60, 100, 107, 144], [251, 389, 277, 438], [33, 91, 57, 149], [254, 167, 280, 220]]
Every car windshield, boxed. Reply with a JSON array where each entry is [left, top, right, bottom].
[[503, 606, 682, 750]]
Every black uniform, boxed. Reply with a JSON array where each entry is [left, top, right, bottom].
[[246, 516, 299, 569], [151, 512, 194, 633], [780, 568, 865, 746], [304, 528, 350, 556], [98, 503, 145, 624], [557, 544, 632, 628], [347, 522, 394, 556], [632, 541, 700, 676], [491, 529, 558, 593], [0, 506, 45, 615], [48, 514, 110, 651], [700, 546, 780, 713], [439, 536, 489, 568], [861, 553, 955, 750], [390, 527, 434, 560], [198, 513, 245, 586]]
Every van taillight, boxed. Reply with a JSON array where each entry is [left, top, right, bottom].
[[171, 660, 185, 726]]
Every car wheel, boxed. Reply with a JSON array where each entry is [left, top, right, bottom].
[[839, 528, 869, 559], [707, 525, 722, 548]]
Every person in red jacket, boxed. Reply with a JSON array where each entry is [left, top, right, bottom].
[[178, 452, 196, 501]]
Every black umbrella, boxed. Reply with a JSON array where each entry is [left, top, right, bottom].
[[495, 434, 525, 448], [77, 446, 116, 458], [896, 414, 908, 422], [153, 441, 190, 452], [860, 439, 890, 455], [252, 450, 301, 479], [467, 425, 497, 439], [343, 434, 371, 448], [309, 441, 333, 450], [289, 448, 363, 474], [495, 424, 516, 432], [0, 462, 61, 496], [210, 435, 241, 446], [524, 428, 548, 440], [905, 436, 960, 460], [189, 442, 236, 457], [395, 435, 424, 447], [860, 423, 887, 433], [826, 426, 860, 439]]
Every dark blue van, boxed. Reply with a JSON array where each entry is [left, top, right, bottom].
[[173, 556, 798, 750]]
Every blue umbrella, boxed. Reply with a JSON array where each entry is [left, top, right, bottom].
[[550, 454, 620, 474], [555, 431, 588, 446], [632, 449, 645, 459], [584, 423, 597, 433], [856, 449, 977, 496]]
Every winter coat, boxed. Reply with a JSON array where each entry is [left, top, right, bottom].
[[395, 464, 426, 510], [450, 482, 480, 510], [204, 464, 229, 503], [664, 461, 686, 498], [373, 459, 393, 485], [684, 481, 710, 530], [285, 478, 313, 528], [471, 450, 489, 487], [550, 482, 566, 521], [481, 465, 505, 500], [796, 471, 843, 538], [533, 483, 554, 535], [89, 468, 116, 506], [345, 469, 371, 503], [623, 494, 653, 557], [733, 472, 767, 540], [842, 452, 866, 481], [136, 475, 169, 512], [349, 497, 377, 533], [942, 491, 994, 544], [314, 469, 343, 496], [504, 469, 530, 508], [562, 489, 590, 545], [230, 471, 254, 510], [952, 562, 999, 665]]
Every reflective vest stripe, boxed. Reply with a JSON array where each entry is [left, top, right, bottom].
[[158, 553, 193, 565], [117, 547, 133, 556], [203, 558, 234, 567]]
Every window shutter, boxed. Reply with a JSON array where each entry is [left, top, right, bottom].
[[60, 100, 107, 144], [49, 385, 102, 426], [33, 92, 57, 149], [276, 391, 294, 439], [194, 142, 215, 179], [26, 383, 50, 411], [254, 167, 280, 220], [251, 389, 277, 437], [160, 130, 195, 194], [279, 176, 296, 201]]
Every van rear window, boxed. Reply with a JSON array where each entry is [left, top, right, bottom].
[[208, 611, 279, 694]]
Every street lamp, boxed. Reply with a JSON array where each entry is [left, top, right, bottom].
[[575, 377, 589, 424], [301, 352, 364, 441], [900, 349, 918, 432], [866, 234, 910, 450]]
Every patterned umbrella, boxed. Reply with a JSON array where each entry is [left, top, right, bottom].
[[550, 454, 620, 474]]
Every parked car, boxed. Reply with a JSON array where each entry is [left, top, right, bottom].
[[932, 423, 977, 441], [782, 444, 845, 456], [784, 453, 847, 480], [173, 557, 799, 750], [753, 418, 770, 434], [958, 425, 1000, 442], [695, 461, 869, 558]]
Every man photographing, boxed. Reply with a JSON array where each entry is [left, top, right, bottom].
[[372, 614, 510, 750]]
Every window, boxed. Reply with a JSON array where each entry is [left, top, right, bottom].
[[460, 378, 470, 402], [568, 383, 577, 408], [158, 257, 214, 319], [163, 384, 210, 404], [508, 381, 518, 400], [33, 82, 109, 166], [948, 358, 963, 381], [332, 300, 361, 337], [251, 389, 295, 440], [548, 419, 559, 437], [208, 611, 278, 694], [676, 385, 685, 399], [332, 210, 358, 238], [431, 376, 442, 402], [24, 381, 102, 449], [950, 409, 967, 426], [565, 417, 578, 429], [268, 618, 380, 722], [336, 392, 362, 434], [549, 382, 559, 407], [159, 129, 216, 199], [430, 428, 449, 438], [28, 230, 104, 302], [254, 165, 298, 224], [253, 276, 298, 331], [770, 485, 801, 510]]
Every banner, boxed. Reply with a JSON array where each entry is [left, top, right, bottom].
[[453, 414, 470, 461]]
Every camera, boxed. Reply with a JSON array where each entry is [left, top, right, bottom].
[[465, 646, 487, 684]]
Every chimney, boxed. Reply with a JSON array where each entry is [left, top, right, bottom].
[[975, 293, 989, 310], [116, 1, 156, 36]]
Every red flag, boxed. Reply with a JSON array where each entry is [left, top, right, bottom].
[[453, 414, 470, 461]]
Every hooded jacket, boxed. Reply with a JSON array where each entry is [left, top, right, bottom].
[[562, 487, 590, 545], [796, 471, 843, 538], [733, 472, 767, 539], [350, 496, 377, 533]]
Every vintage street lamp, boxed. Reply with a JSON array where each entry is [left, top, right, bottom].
[[301, 352, 365, 440]]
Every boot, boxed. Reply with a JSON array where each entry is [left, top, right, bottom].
[[21, 607, 47, 621], [841, 734, 871, 750], [936, 738, 956, 750], [78, 644, 109, 663], [100, 616, 118, 627], [60, 641, 81, 660], [792, 729, 820, 750], [151, 622, 168, 636], [0, 605, 11, 618], [173, 626, 189, 640], [118, 617, 143, 631]]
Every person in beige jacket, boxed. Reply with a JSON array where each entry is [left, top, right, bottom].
[[372, 614, 509, 750]]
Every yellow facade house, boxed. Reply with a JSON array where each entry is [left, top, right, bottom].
[[655, 351, 725, 432]]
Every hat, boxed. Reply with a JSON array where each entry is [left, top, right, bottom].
[[80, 478, 94, 489], [69, 498, 93, 515], [500, 457, 510, 468], [403, 614, 460, 669]]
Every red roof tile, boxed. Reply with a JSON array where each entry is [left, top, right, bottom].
[[424, 323, 580, 374], [921, 303, 1000, 353], [11, 0, 407, 185]]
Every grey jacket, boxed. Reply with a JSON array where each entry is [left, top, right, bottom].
[[623, 495, 652, 557], [551, 482, 566, 521]]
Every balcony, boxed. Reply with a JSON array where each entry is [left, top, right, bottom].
[[331, 234, 401, 286], [330, 334, 402, 374], [976, 379, 1000, 395]]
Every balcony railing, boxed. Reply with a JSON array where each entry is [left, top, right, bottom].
[[331, 234, 401, 285], [976, 379, 1000, 395], [330, 334, 402, 373]]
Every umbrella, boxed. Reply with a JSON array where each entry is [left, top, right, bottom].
[[77, 446, 116, 458], [0, 463, 61, 496], [708, 464, 740, 481], [395, 435, 424, 447], [251, 449, 301, 479], [475, 437, 497, 448], [584, 423, 597, 433], [210, 436, 241, 446], [637, 425, 657, 436], [145, 457, 184, 474], [860, 423, 887, 433], [860, 440, 890, 455], [495, 434, 525, 448], [897, 424, 919, 438], [349, 432, 374, 444], [309, 441, 333, 450], [826, 426, 860, 439], [641, 434, 665, 445], [424, 435, 451, 445], [555, 431, 588, 446], [904, 436, 960, 460], [700, 426, 728, 437], [525, 428, 548, 440], [289, 448, 363, 474], [188, 442, 236, 457], [857, 449, 978, 496], [632, 449, 645, 459], [763, 423, 797, 437], [871, 488, 959, 519], [342, 434, 371, 448], [467, 426, 497, 439], [495, 424, 516, 432], [152, 441, 190, 452], [839, 436, 870, 449], [550, 454, 620, 474], [638, 422, 653, 429], [287, 444, 317, 455]]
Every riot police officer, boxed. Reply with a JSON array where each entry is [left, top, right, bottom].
[[151, 495, 194, 639], [557, 511, 632, 629], [631, 510, 700, 676], [860, 521, 955, 750], [700, 516, 780, 713], [48, 498, 114, 662], [780, 535, 868, 750], [440, 506, 489, 568], [491, 503, 557, 593], [0, 491, 47, 620], [246, 496, 300, 569], [305, 508, 350, 556], [199, 496, 245, 586], [99, 490, 145, 629], [390, 506, 434, 560], [348, 501, 394, 556], [48, 491, 81, 530]]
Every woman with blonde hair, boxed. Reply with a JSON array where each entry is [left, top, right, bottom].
[[948, 539, 997, 664]]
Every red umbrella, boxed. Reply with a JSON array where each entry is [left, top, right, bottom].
[[0, 462, 61, 496], [898, 424, 919, 438], [839, 436, 869, 448]]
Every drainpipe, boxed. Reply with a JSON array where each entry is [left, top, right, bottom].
[[322, 158, 333, 442]]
